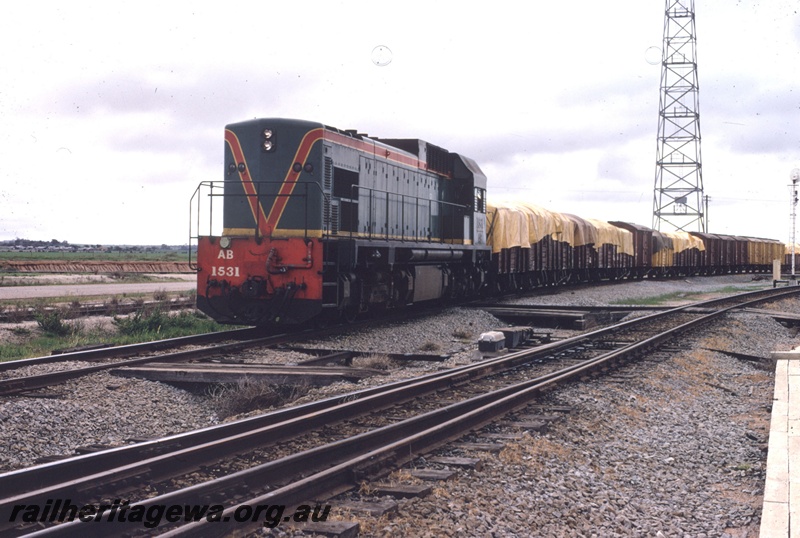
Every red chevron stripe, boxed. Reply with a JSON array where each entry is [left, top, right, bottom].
[[224, 129, 269, 235], [264, 128, 324, 232]]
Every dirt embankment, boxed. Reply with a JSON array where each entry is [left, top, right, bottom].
[[0, 261, 193, 274]]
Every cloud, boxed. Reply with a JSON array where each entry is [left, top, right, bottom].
[[0, 1, 798, 244]]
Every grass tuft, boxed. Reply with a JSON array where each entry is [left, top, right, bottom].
[[207, 379, 309, 419], [1, 307, 224, 362], [112, 309, 218, 337], [34, 309, 74, 336], [419, 341, 440, 352]]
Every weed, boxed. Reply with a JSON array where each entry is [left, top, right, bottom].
[[1, 306, 223, 362], [35, 310, 73, 336], [113, 309, 170, 335], [67, 300, 83, 318], [105, 296, 121, 315], [612, 284, 766, 306], [208, 378, 309, 419], [419, 341, 440, 352], [180, 289, 197, 301], [113, 308, 215, 336], [352, 354, 394, 371], [357, 481, 376, 496], [152, 289, 169, 301], [386, 469, 420, 486], [452, 329, 472, 340]]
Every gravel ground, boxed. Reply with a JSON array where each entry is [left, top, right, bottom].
[[0, 274, 796, 537], [338, 312, 785, 538]]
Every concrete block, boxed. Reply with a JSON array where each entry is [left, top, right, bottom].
[[771, 348, 800, 361], [764, 430, 788, 503], [759, 501, 789, 537], [772, 403, 789, 433]]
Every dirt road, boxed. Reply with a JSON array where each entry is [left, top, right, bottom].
[[0, 281, 196, 300]]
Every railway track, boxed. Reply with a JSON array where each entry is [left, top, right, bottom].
[[0, 328, 279, 396], [1, 285, 797, 537], [0, 302, 456, 396]]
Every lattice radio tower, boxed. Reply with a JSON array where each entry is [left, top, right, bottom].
[[652, 0, 706, 232]]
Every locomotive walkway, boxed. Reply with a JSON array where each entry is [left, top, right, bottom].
[[761, 349, 800, 537]]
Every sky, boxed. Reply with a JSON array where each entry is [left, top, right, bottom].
[[0, 1, 798, 245]]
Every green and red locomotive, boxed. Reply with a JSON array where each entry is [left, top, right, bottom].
[[191, 118, 491, 326]]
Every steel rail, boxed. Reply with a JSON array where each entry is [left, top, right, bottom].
[[2, 293, 707, 506], [157, 286, 800, 537], [0, 301, 454, 393], [0, 327, 598, 511], [4, 286, 798, 536], [4, 278, 745, 498], [26, 284, 794, 537], [0, 330, 300, 396], [0, 327, 262, 373]]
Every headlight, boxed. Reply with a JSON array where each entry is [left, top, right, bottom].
[[262, 128, 275, 152]]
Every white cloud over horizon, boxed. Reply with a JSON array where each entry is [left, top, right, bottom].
[[0, 1, 798, 245]]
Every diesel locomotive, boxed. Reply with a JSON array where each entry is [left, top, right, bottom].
[[191, 118, 491, 326], [191, 118, 786, 327]]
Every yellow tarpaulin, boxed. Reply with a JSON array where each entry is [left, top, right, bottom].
[[663, 231, 705, 253], [586, 218, 634, 256], [651, 230, 705, 267], [486, 202, 567, 253], [487, 202, 634, 256]]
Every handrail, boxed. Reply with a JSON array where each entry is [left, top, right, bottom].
[[189, 180, 472, 263], [188, 181, 330, 269]]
